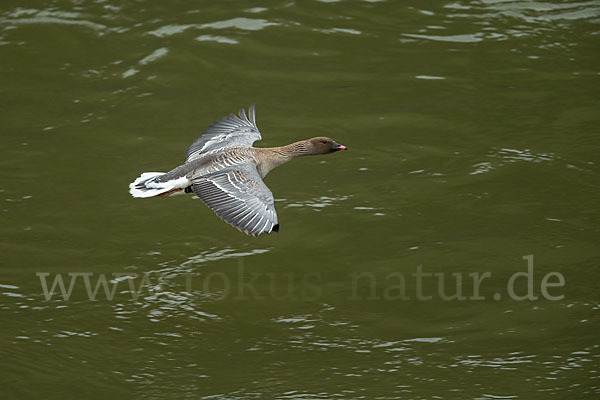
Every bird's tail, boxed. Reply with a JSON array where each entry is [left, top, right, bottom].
[[129, 172, 190, 198]]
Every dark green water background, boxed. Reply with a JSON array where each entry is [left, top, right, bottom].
[[1, 0, 599, 398]]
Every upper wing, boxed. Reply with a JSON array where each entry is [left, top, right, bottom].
[[191, 164, 279, 237], [186, 105, 261, 162]]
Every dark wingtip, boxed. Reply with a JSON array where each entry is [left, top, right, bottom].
[[272, 224, 279, 232]]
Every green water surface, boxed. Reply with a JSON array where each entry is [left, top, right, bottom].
[[1, 1, 599, 398]]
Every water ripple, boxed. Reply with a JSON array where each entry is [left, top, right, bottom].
[[470, 147, 556, 175], [199, 17, 279, 31], [284, 194, 350, 209], [147, 24, 194, 38], [404, 32, 486, 43], [403, 0, 600, 48], [147, 17, 278, 38], [0, 8, 106, 30], [196, 34, 239, 45], [139, 47, 168, 65], [479, 0, 600, 23]]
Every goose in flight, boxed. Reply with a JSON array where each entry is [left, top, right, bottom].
[[129, 105, 347, 236]]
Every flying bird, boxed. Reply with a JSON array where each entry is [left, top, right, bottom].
[[129, 105, 347, 236]]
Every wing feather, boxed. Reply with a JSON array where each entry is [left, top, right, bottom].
[[192, 164, 278, 237], [186, 105, 261, 162]]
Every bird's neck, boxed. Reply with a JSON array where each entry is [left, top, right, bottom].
[[255, 141, 312, 178]]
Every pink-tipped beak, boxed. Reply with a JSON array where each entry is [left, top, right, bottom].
[[334, 143, 348, 151]]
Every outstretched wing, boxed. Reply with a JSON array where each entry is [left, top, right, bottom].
[[192, 164, 279, 237], [186, 105, 261, 162]]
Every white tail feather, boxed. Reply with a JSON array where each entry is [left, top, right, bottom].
[[129, 172, 191, 198]]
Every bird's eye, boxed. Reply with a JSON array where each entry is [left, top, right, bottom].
[[321, 140, 328, 144]]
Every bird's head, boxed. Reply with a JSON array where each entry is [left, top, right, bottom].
[[307, 137, 348, 154]]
